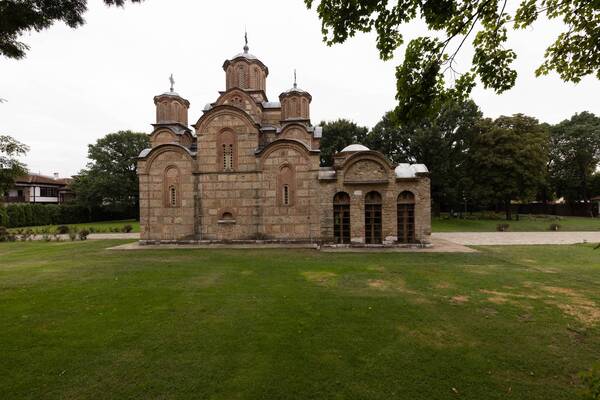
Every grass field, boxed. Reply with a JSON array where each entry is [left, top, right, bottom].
[[433, 214, 600, 232], [8, 219, 140, 234], [1, 241, 599, 399]]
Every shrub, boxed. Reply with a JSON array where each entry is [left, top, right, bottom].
[[549, 223, 561, 231], [0, 226, 9, 242], [78, 229, 90, 241], [68, 231, 77, 241], [0, 208, 8, 227], [42, 233, 51, 242], [122, 224, 133, 233], [56, 225, 70, 234], [496, 223, 510, 232]]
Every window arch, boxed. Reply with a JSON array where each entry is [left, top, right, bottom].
[[277, 164, 295, 206], [365, 191, 382, 244], [164, 166, 180, 208], [333, 192, 350, 244], [397, 191, 415, 243], [217, 130, 236, 172]]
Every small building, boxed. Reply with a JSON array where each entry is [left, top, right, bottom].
[[4, 173, 74, 204], [137, 41, 431, 245]]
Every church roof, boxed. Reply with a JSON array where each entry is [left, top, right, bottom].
[[341, 144, 369, 152], [394, 163, 429, 178]]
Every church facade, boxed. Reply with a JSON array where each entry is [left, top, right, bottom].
[[137, 43, 431, 245]]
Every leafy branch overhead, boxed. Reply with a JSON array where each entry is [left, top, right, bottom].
[[0, 0, 143, 59], [305, 0, 600, 120]]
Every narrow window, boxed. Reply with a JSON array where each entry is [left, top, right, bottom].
[[283, 185, 290, 205], [169, 185, 177, 207], [223, 144, 233, 171]]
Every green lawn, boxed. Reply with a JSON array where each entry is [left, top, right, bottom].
[[8, 219, 140, 234], [433, 214, 600, 232], [1, 242, 599, 399]]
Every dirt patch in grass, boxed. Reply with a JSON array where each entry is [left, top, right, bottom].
[[541, 286, 600, 327], [367, 278, 416, 294], [302, 271, 337, 287], [434, 282, 454, 289], [450, 295, 469, 304]]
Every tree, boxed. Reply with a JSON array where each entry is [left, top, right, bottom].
[[319, 119, 369, 166], [0, 0, 142, 59], [464, 114, 549, 220], [548, 112, 600, 214], [0, 135, 29, 200], [305, 0, 600, 122], [366, 99, 482, 215], [71, 130, 148, 211]]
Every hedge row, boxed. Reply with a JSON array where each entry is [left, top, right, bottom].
[[0, 203, 137, 228]]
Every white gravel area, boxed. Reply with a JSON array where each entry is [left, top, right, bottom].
[[432, 232, 600, 245]]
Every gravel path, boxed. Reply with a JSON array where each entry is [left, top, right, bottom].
[[432, 231, 600, 245]]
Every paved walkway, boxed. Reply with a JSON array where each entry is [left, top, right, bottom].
[[432, 231, 600, 245], [22, 232, 600, 248]]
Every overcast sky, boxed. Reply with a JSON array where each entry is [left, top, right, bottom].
[[1, 0, 599, 177]]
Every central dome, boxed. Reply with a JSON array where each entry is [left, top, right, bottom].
[[341, 144, 369, 152]]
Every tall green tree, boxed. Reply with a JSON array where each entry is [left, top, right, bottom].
[[305, 0, 600, 122], [0, 0, 142, 59], [72, 130, 148, 210], [366, 99, 482, 215], [464, 114, 549, 220], [0, 135, 29, 200], [548, 112, 600, 214], [319, 119, 369, 166]]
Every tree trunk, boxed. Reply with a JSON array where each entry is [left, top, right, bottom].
[[505, 199, 512, 221]]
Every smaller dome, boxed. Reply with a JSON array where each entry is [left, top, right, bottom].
[[341, 144, 369, 153], [395, 163, 415, 178], [230, 51, 258, 61]]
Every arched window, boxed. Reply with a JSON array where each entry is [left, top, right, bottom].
[[397, 191, 415, 243], [277, 165, 294, 206], [333, 192, 350, 244], [217, 130, 236, 172], [365, 191, 382, 244], [164, 166, 180, 208]]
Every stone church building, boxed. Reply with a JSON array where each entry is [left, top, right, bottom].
[[137, 42, 431, 245]]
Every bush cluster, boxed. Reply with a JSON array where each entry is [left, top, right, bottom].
[[0, 204, 137, 228]]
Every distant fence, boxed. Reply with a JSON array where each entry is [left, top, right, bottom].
[[439, 202, 598, 218], [516, 203, 597, 217]]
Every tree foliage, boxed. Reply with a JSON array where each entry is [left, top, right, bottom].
[[366, 99, 482, 213], [305, 0, 600, 121], [463, 114, 549, 219], [548, 112, 600, 208], [71, 130, 148, 210], [319, 119, 369, 166], [0, 135, 29, 198], [0, 0, 142, 59]]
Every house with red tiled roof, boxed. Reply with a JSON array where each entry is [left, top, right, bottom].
[[3, 173, 75, 204]]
